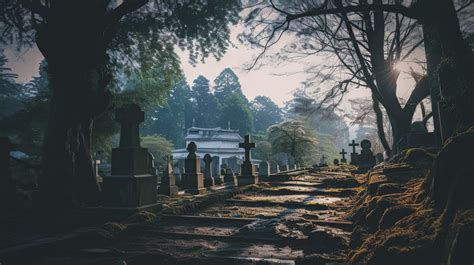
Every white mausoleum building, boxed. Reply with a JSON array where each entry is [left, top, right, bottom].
[[172, 127, 245, 164]]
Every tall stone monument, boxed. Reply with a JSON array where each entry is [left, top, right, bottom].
[[203, 154, 215, 188], [157, 155, 179, 197], [102, 104, 158, 210], [182, 142, 206, 194], [212, 156, 223, 184], [237, 135, 258, 186], [258, 161, 270, 182], [349, 140, 360, 165], [339, 149, 348, 164]]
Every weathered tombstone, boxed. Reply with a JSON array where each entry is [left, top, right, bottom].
[[349, 140, 360, 165], [102, 104, 158, 210], [173, 165, 182, 186], [339, 149, 348, 164], [270, 161, 280, 174], [288, 156, 296, 170], [0, 137, 16, 207], [182, 142, 206, 194], [212, 156, 223, 184], [157, 155, 179, 197], [238, 135, 258, 186], [224, 167, 237, 186], [227, 156, 241, 174], [203, 154, 215, 188], [148, 152, 158, 176], [93, 159, 102, 184], [358, 139, 376, 171], [376, 153, 385, 164], [334, 159, 340, 166], [258, 161, 270, 182], [319, 155, 328, 167]]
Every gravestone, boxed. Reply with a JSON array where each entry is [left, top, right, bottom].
[[212, 156, 223, 184], [93, 159, 102, 184], [173, 166, 182, 186], [334, 159, 340, 166], [157, 155, 178, 197], [238, 135, 258, 186], [225, 156, 241, 175], [258, 161, 270, 182], [270, 161, 280, 174], [182, 142, 206, 194], [349, 140, 360, 165], [203, 154, 215, 188], [288, 156, 296, 170], [358, 139, 376, 171], [340, 149, 348, 164], [224, 167, 237, 186], [148, 152, 158, 176], [319, 155, 328, 167], [376, 153, 384, 163], [102, 104, 158, 210], [0, 137, 16, 207]]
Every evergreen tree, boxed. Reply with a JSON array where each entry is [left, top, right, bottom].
[[219, 92, 254, 135], [213, 68, 247, 104], [250, 96, 283, 133], [191, 75, 219, 128], [142, 80, 194, 147], [0, 50, 21, 119]]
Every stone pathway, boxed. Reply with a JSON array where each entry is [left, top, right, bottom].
[[1, 169, 360, 265]]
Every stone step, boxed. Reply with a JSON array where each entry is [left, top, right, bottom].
[[225, 199, 344, 210], [161, 214, 353, 230]]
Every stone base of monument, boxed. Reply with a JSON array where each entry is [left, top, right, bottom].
[[258, 175, 270, 182], [237, 175, 259, 186], [213, 176, 224, 185], [204, 177, 215, 188], [157, 184, 179, 197], [224, 175, 237, 186], [102, 174, 159, 210], [182, 173, 206, 195]]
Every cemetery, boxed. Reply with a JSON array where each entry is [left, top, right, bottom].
[[0, 1, 473, 264]]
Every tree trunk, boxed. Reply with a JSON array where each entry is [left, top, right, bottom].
[[388, 111, 413, 153], [372, 96, 392, 157], [421, 0, 474, 139], [35, 5, 112, 208]]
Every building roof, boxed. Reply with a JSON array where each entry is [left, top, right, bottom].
[[185, 127, 243, 142]]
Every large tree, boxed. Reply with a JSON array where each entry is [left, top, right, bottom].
[[267, 119, 318, 165], [218, 92, 254, 135], [242, 0, 473, 155], [1, 0, 241, 207], [191, 75, 219, 128], [213, 68, 247, 104], [250, 95, 282, 133]]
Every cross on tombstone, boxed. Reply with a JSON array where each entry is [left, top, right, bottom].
[[349, 140, 359, 154], [340, 149, 347, 160], [115, 104, 144, 148], [239, 135, 256, 163], [203, 154, 212, 178]]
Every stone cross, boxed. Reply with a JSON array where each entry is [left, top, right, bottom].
[[239, 135, 256, 163], [349, 140, 359, 154], [339, 149, 347, 160], [115, 104, 144, 148]]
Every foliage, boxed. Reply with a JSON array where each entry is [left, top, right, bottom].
[[191, 75, 219, 128], [0, 50, 22, 119], [315, 132, 339, 163], [267, 119, 318, 165], [141, 135, 174, 170], [250, 96, 283, 133], [219, 92, 254, 135], [213, 68, 247, 103]]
